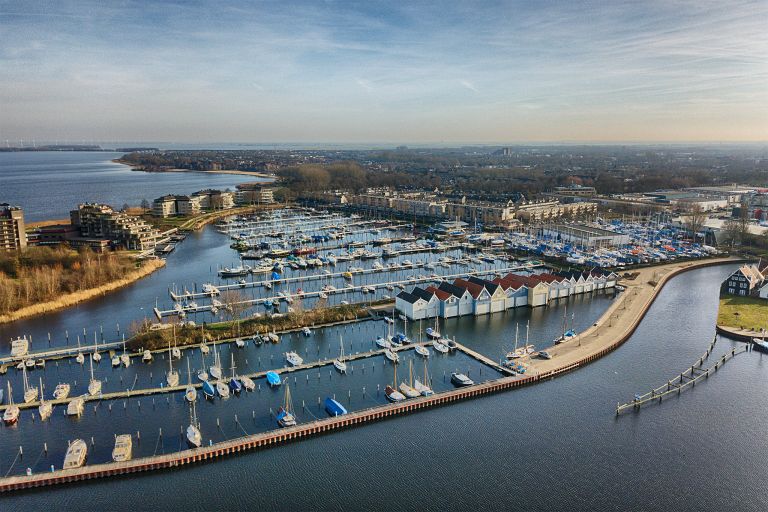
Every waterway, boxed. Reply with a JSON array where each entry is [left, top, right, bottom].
[[0, 151, 265, 222]]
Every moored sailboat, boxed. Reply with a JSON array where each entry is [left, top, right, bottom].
[[398, 360, 420, 398], [334, 336, 347, 373], [186, 401, 202, 448], [185, 359, 197, 402], [276, 384, 297, 427], [38, 378, 52, 421], [87, 353, 102, 396], [2, 382, 19, 425], [22, 364, 38, 403]]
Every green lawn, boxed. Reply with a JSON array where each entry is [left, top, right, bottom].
[[718, 296, 768, 332]]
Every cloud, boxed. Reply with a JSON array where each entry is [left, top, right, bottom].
[[459, 80, 478, 93]]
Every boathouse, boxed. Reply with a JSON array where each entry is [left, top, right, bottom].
[[439, 282, 473, 316], [395, 291, 428, 320]]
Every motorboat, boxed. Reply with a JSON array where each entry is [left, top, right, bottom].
[[142, 350, 153, 363], [112, 434, 133, 462], [53, 383, 71, 400], [111, 355, 121, 367], [451, 373, 474, 387], [10, 335, 30, 358], [302, 327, 312, 337], [285, 351, 304, 366], [538, 350, 553, 360], [66, 396, 85, 417], [266, 371, 282, 387], [63, 439, 88, 469], [324, 397, 348, 417]]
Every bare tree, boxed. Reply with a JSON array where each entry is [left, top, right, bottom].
[[683, 203, 706, 242], [220, 290, 248, 336]]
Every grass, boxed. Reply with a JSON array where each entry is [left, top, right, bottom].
[[717, 296, 768, 332]]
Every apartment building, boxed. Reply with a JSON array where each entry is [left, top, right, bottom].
[[0, 204, 27, 251]]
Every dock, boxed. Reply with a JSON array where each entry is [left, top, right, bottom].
[[156, 262, 539, 319], [0, 340, 124, 366]]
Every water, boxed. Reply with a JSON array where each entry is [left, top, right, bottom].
[[4, 263, 765, 510], [0, 151, 266, 222]]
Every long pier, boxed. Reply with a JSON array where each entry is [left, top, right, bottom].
[[0, 340, 124, 366], [0, 257, 743, 493], [0, 340, 453, 412]]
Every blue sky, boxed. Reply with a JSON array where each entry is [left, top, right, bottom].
[[1, 0, 766, 143]]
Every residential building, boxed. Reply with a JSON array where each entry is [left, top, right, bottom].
[[236, 185, 276, 205], [720, 264, 766, 297], [70, 203, 161, 250], [152, 189, 235, 217], [0, 204, 27, 251]]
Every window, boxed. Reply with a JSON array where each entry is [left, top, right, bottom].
[[728, 288, 735, 294], [740, 290, 746, 296]]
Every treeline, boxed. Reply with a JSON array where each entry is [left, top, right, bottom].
[[0, 246, 136, 315]]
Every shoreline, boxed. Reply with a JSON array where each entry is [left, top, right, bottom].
[[0, 257, 742, 492], [0, 259, 166, 325], [112, 158, 275, 180]]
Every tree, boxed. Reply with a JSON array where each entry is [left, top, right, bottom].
[[140, 198, 150, 211], [121, 203, 130, 212], [683, 203, 706, 242]]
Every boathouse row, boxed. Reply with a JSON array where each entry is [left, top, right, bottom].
[[395, 270, 618, 320]]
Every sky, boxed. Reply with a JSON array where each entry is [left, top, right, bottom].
[[0, 0, 767, 144]]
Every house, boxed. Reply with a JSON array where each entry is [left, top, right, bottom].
[[395, 291, 428, 320], [760, 282, 768, 300], [721, 264, 766, 297], [412, 287, 440, 318], [426, 286, 459, 318], [438, 282, 474, 316], [467, 277, 507, 313], [454, 278, 493, 315], [517, 275, 550, 307]]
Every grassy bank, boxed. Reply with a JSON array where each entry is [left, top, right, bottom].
[[0, 258, 165, 324], [717, 296, 768, 332], [128, 302, 372, 351]]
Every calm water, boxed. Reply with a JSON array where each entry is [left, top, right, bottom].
[[0, 151, 265, 222], [4, 262, 765, 510]]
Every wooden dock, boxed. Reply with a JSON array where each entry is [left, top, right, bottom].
[[0, 340, 125, 366]]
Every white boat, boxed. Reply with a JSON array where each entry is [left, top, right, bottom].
[[384, 348, 399, 363], [187, 401, 202, 448], [22, 364, 38, 403], [276, 384, 297, 427], [172, 346, 182, 359], [197, 347, 209, 382], [185, 359, 197, 403], [375, 336, 392, 349], [200, 343, 210, 355], [414, 345, 430, 358], [75, 352, 85, 365], [398, 360, 421, 398], [451, 373, 474, 386], [92, 334, 101, 363], [209, 344, 222, 380], [302, 327, 312, 336], [112, 434, 133, 462], [38, 378, 52, 421], [66, 396, 85, 417], [3, 382, 19, 425], [142, 350, 153, 363], [240, 375, 256, 391], [53, 383, 71, 400], [87, 353, 101, 396], [333, 336, 347, 374], [215, 380, 230, 399], [10, 335, 29, 358], [166, 345, 179, 388], [111, 355, 120, 367], [235, 338, 245, 348], [432, 340, 449, 354], [285, 351, 304, 366], [63, 439, 88, 469], [121, 340, 131, 367], [385, 363, 406, 402]]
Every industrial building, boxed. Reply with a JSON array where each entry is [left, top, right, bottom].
[[541, 224, 630, 248]]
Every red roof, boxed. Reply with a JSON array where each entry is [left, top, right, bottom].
[[453, 278, 486, 299], [426, 285, 453, 301]]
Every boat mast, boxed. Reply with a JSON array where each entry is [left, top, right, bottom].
[[514, 323, 519, 353], [526, 321, 530, 348]]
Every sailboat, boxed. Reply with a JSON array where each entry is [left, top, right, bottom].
[[38, 377, 53, 420], [413, 359, 433, 396], [75, 336, 84, 365], [202, 379, 215, 399], [398, 360, 420, 398], [554, 306, 576, 344], [276, 384, 297, 427], [507, 323, 527, 359], [166, 339, 179, 387], [385, 362, 406, 402], [216, 378, 230, 399], [120, 338, 131, 367], [186, 401, 202, 448], [92, 332, 101, 363], [228, 354, 242, 393], [333, 336, 347, 373], [197, 347, 209, 382], [384, 348, 399, 363], [185, 359, 197, 402], [3, 382, 19, 425], [425, 317, 441, 339], [88, 353, 102, 396], [22, 363, 38, 403], [241, 373, 255, 392], [209, 342, 222, 380], [111, 353, 120, 367]]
